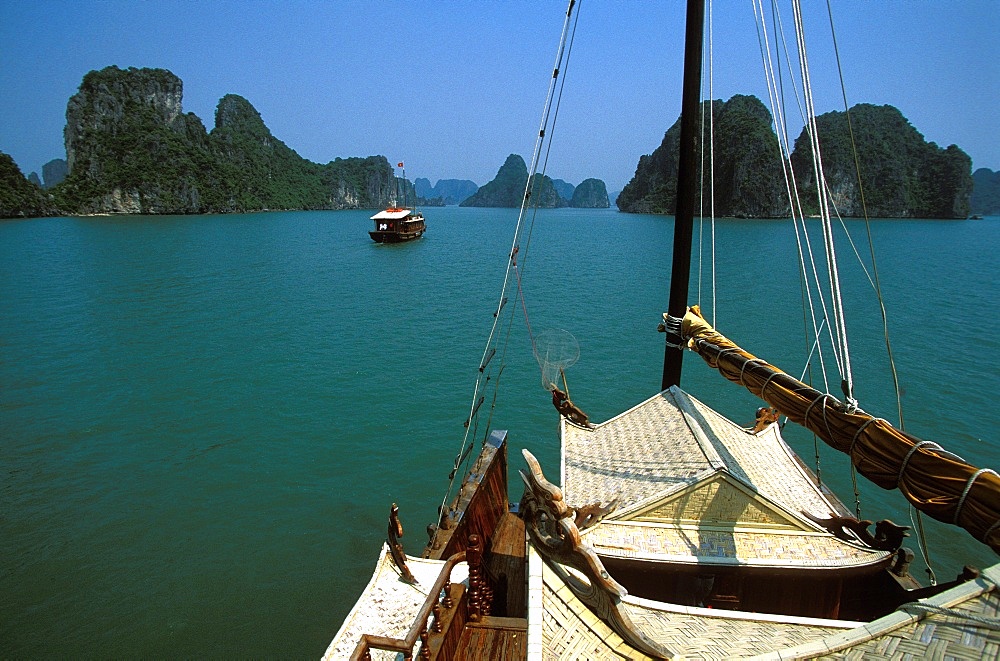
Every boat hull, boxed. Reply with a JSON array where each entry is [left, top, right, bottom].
[[368, 227, 425, 243]]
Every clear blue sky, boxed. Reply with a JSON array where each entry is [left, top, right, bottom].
[[1, 1, 997, 193]]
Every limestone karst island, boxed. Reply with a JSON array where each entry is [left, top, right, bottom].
[[2, 65, 996, 219]]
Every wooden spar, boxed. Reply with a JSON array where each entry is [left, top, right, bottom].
[[676, 306, 1000, 555], [662, 0, 706, 391]]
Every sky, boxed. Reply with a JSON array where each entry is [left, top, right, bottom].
[[1, 0, 997, 194]]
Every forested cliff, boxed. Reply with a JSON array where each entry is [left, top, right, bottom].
[[619, 96, 974, 219], [789, 104, 972, 219], [618, 96, 788, 217], [40, 66, 402, 215]]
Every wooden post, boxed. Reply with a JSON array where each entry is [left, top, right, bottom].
[[662, 0, 706, 391], [467, 534, 483, 622]]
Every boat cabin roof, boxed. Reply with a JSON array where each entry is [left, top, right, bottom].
[[561, 386, 891, 568], [370, 208, 414, 221]]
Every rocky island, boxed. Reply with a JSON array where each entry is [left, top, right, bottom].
[[0, 68, 984, 220], [619, 95, 974, 219], [4, 66, 413, 216], [460, 154, 609, 209]]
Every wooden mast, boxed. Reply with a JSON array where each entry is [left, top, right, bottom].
[[662, 0, 706, 390]]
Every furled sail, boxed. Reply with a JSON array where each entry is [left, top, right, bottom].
[[662, 305, 1000, 555]]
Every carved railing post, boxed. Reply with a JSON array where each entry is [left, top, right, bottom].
[[431, 603, 442, 633], [441, 576, 453, 609], [349, 550, 468, 661], [419, 625, 430, 659], [467, 534, 483, 622]]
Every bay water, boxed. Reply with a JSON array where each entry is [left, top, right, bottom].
[[2, 208, 997, 656]]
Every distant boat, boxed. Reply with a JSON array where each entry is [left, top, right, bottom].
[[369, 207, 426, 243], [369, 162, 426, 243]]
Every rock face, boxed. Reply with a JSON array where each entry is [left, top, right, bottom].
[[551, 179, 575, 201], [42, 159, 67, 188], [969, 168, 1000, 216], [790, 104, 972, 219], [460, 154, 567, 208], [0, 151, 58, 218], [618, 95, 788, 217], [53, 66, 399, 215], [570, 178, 609, 208], [64, 67, 183, 176], [415, 178, 479, 205]]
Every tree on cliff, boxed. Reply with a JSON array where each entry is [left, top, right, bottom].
[[617, 95, 788, 218]]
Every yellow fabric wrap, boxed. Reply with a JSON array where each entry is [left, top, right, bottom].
[[680, 305, 1000, 556]]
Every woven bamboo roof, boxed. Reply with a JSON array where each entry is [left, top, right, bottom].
[[323, 544, 469, 661], [561, 387, 890, 568], [528, 543, 1000, 660]]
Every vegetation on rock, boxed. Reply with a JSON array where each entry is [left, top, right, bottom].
[[570, 178, 609, 208], [49, 66, 402, 215], [0, 152, 58, 218], [618, 95, 788, 217], [790, 104, 972, 219], [460, 154, 609, 209], [2, 67, 984, 220], [461, 154, 567, 208]]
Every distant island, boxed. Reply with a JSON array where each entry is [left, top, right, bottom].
[[619, 95, 974, 219], [970, 168, 1000, 216], [460, 154, 609, 209], [0, 66, 611, 218], [414, 178, 478, 206]]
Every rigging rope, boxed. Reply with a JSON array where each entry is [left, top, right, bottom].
[[432, 0, 583, 540], [752, 0, 924, 541]]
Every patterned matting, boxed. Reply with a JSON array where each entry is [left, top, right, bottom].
[[323, 543, 469, 661]]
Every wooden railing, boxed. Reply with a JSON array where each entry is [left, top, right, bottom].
[[350, 535, 491, 661]]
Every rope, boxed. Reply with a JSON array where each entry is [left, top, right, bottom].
[[848, 416, 879, 458], [985, 520, 1000, 544], [846, 415, 881, 519], [910, 505, 937, 586], [738, 358, 766, 387], [696, 0, 717, 326], [433, 0, 583, 539], [898, 601, 1000, 630], [753, 0, 833, 398], [897, 440, 944, 488], [708, 0, 716, 326], [955, 469, 1000, 526]]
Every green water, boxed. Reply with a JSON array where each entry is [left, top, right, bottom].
[[2, 208, 997, 656]]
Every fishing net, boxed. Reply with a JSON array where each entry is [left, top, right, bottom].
[[532, 328, 580, 391]]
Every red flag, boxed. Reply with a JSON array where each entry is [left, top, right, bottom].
[[397, 162, 404, 168]]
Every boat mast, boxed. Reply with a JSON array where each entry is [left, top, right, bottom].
[[662, 0, 706, 391]]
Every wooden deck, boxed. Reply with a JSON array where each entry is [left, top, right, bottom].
[[453, 617, 527, 661], [486, 510, 527, 618]]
